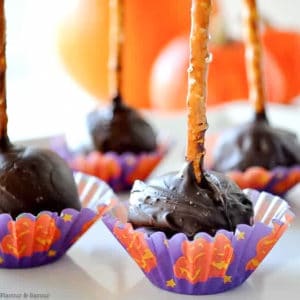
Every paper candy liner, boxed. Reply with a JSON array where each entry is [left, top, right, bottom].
[[51, 136, 170, 192], [102, 189, 294, 295], [205, 134, 300, 196], [0, 172, 117, 269], [225, 166, 300, 197]]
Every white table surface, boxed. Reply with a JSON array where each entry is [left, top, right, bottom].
[[1, 103, 300, 300]]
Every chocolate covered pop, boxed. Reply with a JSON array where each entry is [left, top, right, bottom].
[[128, 0, 253, 239], [0, 1, 81, 218], [87, 0, 157, 154], [212, 0, 300, 172]]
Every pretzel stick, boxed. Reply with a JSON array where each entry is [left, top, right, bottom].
[[242, 0, 266, 118], [0, 0, 7, 141], [109, 0, 124, 104], [186, 0, 211, 183]]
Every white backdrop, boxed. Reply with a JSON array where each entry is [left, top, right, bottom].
[[221, 0, 300, 38]]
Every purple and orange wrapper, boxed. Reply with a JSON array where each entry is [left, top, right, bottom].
[[0, 172, 117, 269], [205, 134, 300, 197], [51, 136, 170, 192], [224, 166, 300, 197], [102, 188, 294, 295]]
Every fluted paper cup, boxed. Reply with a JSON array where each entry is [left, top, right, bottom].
[[51, 136, 171, 192], [226, 166, 300, 197], [102, 189, 294, 295], [0, 173, 117, 268], [205, 134, 300, 196]]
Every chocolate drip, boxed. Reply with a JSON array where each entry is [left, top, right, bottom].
[[128, 163, 253, 238], [87, 99, 157, 154], [212, 118, 300, 172]]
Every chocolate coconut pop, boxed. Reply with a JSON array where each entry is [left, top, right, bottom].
[[128, 0, 253, 239], [212, 0, 300, 173], [87, 0, 157, 154], [0, 0, 81, 218]]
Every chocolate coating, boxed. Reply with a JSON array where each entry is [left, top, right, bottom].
[[87, 96, 157, 154], [0, 143, 81, 218], [212, 117, 300, 172], [129, 163, 253, 238]]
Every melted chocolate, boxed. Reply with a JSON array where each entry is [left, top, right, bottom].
[[87, 96, 157, 154], [128, 163, 253, 238], [212, 116, 300, 172], [0, 142, 81, 218]]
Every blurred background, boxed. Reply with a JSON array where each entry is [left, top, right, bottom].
[[5, 0, 300, 142]]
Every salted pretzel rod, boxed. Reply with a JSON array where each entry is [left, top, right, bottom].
[[186, 0, 211, 183], [109, 0, 124, 102], [0, 0, 7, 141], [242, 0, 266, 117]]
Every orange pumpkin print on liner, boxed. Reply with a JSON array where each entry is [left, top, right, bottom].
[[1, 215, 61, 258], [174, 234, 233, 284], [113, 223, 157, 273], [246, 222, 289, 270]]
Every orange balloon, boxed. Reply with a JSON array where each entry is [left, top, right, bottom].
[[57, 0, 191, 108]]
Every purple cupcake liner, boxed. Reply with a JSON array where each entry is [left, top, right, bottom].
[[102, 189, 294, 295], [0, 172, 117, 268], [225, 165, 300, 197], [51, 136, 171, 192]]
